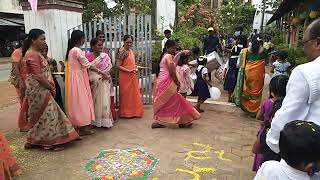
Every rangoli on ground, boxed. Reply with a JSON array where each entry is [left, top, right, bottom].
[[85, 149, 159, 180]]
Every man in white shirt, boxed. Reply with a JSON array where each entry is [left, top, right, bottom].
[[255, 121, 320, 180], [161, 29, 171, 51], [266, 18, 320, 153]]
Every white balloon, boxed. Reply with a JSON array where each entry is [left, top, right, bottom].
[[209, 87, 221, 100], [264, 74, 272, 85]]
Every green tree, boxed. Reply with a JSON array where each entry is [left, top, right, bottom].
[[83, 0, 152, 22], [216, 0, 256, 34]]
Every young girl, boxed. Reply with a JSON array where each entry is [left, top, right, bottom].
[[252, 75, 289, 171], [193, 57, 212, 113], [223, 35, 247, 102], [271, 51, 291, 77], [176, 54, 193, 98]]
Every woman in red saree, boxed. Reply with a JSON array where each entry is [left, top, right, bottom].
[[21, 29, 79, 151], [116, 35, 144, 118], [0, 132, 22, 180], [152, 40, 201, 128]]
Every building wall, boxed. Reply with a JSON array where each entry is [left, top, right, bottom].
[[0, 0, 23, 14], [24, 9, 82, 61]]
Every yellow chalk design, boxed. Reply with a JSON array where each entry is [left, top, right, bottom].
[[176, 166, 216, 180], [176, 168, 201, 180], [214, 150, 232, 162], [186, 143, 213, 161]]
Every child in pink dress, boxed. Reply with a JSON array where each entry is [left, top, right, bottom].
[[176, 54, 193, 98]]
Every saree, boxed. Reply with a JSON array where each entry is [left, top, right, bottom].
[[118, 49, 144, 118], [153, 54, 201, 124], [235, 48, 266, 114], [10, 48, 29, 132], [86, 52, 113, 128], [22, 50, 79, 146], [0, 132, 21, 180]]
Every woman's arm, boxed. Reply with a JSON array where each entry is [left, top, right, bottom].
[[116, 49, 134, 73], [166, 55, 180, 87]]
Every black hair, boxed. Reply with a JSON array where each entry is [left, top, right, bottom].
[[16, 33, 28, 48], [269, 75, 289, 98], [155, 40, 176, 76], [279, 120, 320, 168], [22, 29, 45, 56], [164, 29, 171, 35], [90, 38, 102, 48], [66, 30, 85, 60], [251, 38, 260, 55], [277, 51, 288, 60], [237, 35, 248, 48], [96, 30, 104, 37], [309, 18, 320, 40], [197, 58, 207, 66], [177, 54, 189, 66], [123, 35, 133, 42], [192, 47, 200, 56]]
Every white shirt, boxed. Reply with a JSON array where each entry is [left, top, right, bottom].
[[266, 56, 320, 153], [254, 160, 320, 180], [161, 37, 168, 50], [197, 65, 208, 77]]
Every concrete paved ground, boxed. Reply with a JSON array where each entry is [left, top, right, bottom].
[[0, 69, 264, 180]]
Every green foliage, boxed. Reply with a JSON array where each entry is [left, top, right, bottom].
[[274, 43, 307, 66], [172, 25, 207, 49], [83, 0, 152, 22], [217, 0, 256, 34], [152, 41, 162, 63]]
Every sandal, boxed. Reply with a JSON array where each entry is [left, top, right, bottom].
[[151, 123, 166, 129], [24, 143, 35, 150], [43, 146, 65, 152], [179, 123, 193, 128], [79, 129, 95, 136], [196, 108, 205, 113]]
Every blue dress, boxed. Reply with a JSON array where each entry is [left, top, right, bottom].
[[193, 67, 211, 101], [224, 45, 242, 92]]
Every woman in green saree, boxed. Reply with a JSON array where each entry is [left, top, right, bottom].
[[234, 38, 269, 116]]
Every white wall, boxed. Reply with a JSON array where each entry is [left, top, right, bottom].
[[24, 9, 82, 61], [0, 0, 23, 14], [156, 0, 175, 33]]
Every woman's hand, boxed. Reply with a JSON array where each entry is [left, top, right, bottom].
[[131, 69, 137, 74], [50, 87, 56, 97]]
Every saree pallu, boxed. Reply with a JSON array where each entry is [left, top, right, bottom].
[[23, 52, 79, 146], [87, 52, 113, 127], [118, 50, 144, 118], [0, 132, 20, 180], [235, 49, 265, 114], [153, 59, 200, 124]]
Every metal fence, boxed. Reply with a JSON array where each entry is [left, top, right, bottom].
[[67, 15, 153, 105]]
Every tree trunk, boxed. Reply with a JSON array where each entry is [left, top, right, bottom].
[[175, 0, 179, 27]]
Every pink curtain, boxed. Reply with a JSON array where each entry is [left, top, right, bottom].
[[28, 0, 38, 11]]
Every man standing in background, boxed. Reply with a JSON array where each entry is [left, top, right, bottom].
[[161, 29, 172, 51], [203, 27, 222, 82]]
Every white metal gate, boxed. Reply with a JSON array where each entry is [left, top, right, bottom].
[[67, 15, 153, 105]]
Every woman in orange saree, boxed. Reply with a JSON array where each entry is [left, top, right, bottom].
[[21, 29, 79, 151], [116, 35, 144, 118], [10, 41, 29, 132], [152, 40, 201, 129], [234, 38, 269, 116], [0, 132, 22, 180]]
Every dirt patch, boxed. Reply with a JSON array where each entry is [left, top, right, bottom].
[[0, 81, 19, 109]]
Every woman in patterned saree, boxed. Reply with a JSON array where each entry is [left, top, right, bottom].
[[21, 29, 79, 151], [152, 40, 201, 129], [86, 38, 114, 128], [234, 37, 269, 116], [0, 132, 22, 179]]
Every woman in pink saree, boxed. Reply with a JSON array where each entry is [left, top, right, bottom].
[[152, 40, 201, 129], [86, 38, 114, 128]]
